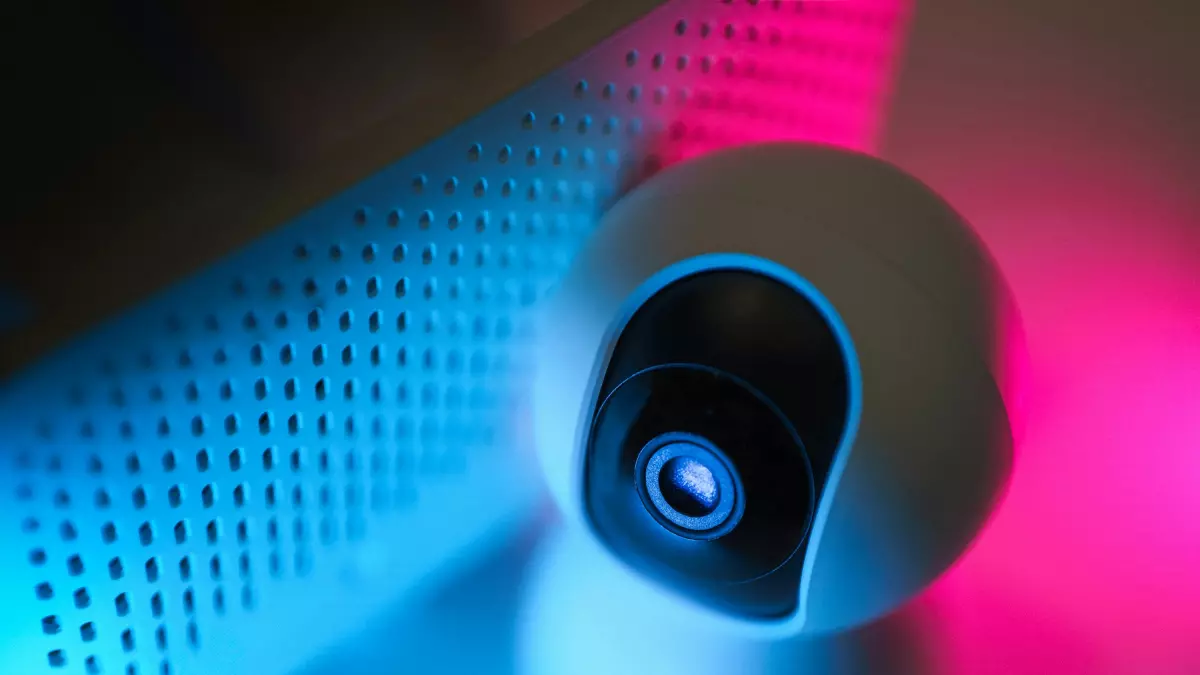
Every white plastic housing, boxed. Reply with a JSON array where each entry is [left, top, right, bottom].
[[530, 143, 1019, 638]]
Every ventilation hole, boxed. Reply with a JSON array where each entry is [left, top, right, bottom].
[[202, 485, 215, 507], [180, 556, 192, 581], [213, 588, 226, 614], [42, 615, 61, 635], [234, 484, 246, 507], [81, 621, 97, 641], [109, 557, 123, 580], [168, 486, 182, 507], [102, 522, 117, 543], [151, 592, 164, 618], [48, 650, 65, 668], [121, 629, 134, 652], [60, 521, 77, 540], [36, 582, 53, 600], [210, 555, 222, 580], [174, 521, 189, 544], [67, 555, 84, 576], [139, 523, 154, 546], [73, 588, 90, 609], [183, 588, 195, 614], [146, 557, 161, 582], [30, 548, 47, 566]]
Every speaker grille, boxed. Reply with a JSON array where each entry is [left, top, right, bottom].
[[0, 1, 909, 673]]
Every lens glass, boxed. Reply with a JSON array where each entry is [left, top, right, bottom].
[[660, 456, 718, 516]]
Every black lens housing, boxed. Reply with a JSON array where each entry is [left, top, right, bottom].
[[590, 364, 815, 583], [583, 269, 851, 621]]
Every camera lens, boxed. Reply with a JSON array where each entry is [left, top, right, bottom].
[[586, 363, 814, 587], [636, 433, 743, 539], [580, 268, 851, 619]]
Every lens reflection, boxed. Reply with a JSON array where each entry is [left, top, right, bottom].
[[660, 456, 720, 517]]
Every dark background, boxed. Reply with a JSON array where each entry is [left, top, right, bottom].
[[0, 0, 589, 374]]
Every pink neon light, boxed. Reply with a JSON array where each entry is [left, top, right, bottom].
[[885, 36, 1200, 673], [605, 0, 912, 191]]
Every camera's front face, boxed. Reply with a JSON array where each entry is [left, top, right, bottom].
[[582, 262, 855, 623]]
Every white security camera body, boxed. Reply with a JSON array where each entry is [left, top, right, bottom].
[[527, 143, 1020, 655]]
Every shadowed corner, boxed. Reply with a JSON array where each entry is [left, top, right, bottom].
[[0, 286, 33, 336]]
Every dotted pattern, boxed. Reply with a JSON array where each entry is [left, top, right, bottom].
[[0, 1, 908, 673]]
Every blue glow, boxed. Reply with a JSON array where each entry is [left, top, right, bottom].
[[0, 40, 632, 675]]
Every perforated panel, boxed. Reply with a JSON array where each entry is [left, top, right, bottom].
[[0, 1, 909, 673]]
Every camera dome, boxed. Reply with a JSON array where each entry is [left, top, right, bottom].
[[532, 143, 1019, 636]]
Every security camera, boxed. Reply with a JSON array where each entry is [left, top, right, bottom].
[[526, 143, 1023, 655]]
